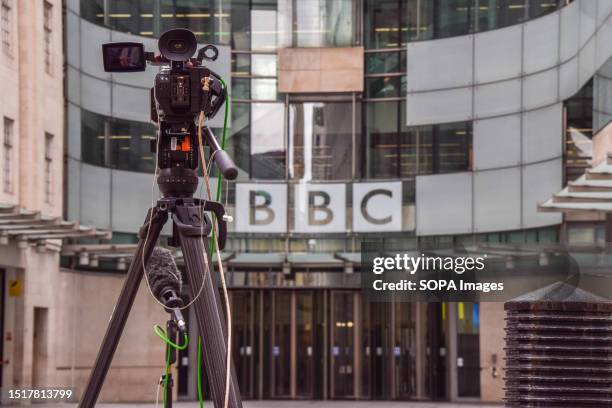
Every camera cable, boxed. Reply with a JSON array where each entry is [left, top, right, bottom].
[[196, 76, 232, 408]]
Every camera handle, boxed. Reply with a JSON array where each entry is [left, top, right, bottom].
[[197, 45, 219, 62]]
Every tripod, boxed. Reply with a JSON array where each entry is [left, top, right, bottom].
[[78, 168, 242, 407]]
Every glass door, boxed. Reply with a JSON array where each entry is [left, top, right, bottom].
[[362, 301, 390, 399], [296, 291, 315, 398], [394, 302, 416, 399], [426, 303, 447, 400], [231, 290, 257, 399], [271, 291, 292, 398], [330, 291, 355, 398], [456, 302, 480, 398], [269, 290, 316, 398]]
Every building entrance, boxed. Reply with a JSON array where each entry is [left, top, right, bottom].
[[191, 290, 462, 401]]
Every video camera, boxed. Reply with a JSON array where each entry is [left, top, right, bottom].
[[101, 28, 236, 196]]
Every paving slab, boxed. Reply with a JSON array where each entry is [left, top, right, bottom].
[[28, 401, 501, 408]]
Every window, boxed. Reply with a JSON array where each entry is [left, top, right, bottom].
[[43, 1, 52, 74], [3, 117, 13, 194], [251, 103, 286, 179], [362, 103, 472, 178], [44, 132, 53, 203], [289, 102, 355, 180], [1, 0, 11, 56]]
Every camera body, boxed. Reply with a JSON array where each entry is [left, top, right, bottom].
[[102, 29, 228, 196], [152, 64, 225, 122]]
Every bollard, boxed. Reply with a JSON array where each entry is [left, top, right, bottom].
[[505, 282, 612, 407]]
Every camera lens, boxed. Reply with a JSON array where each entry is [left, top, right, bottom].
[[169, 40, 186, 52], [158, 29, 197, 62]]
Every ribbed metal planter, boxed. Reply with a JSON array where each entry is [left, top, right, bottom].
[[505, 283, 612, 407]]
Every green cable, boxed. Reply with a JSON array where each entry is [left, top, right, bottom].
[[197, 336, 204, 408], [163, 345, 171, 407], [153, 325, 189, 407], [153, 324, 189, 350]]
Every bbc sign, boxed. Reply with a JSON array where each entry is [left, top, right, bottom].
[[235, 182, 403, 233]]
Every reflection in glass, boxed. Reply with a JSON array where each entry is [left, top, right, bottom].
[[394, 302, 415, 398], [365, 76, 400, 98], [363, 103, 472, 178], [435, 0, 472, 38], [232, 53, 250, 76], [296, 292, 314, 397], [361, 301, 390, 399], [289, 102, 353, 180], [230, 291, 256, 398], [79, 0, 104, 26], [331, 292, 355, 398], [81, 109, 156, 173], [251, 78, 277, 101], [232, 77, 250, 100], [251, 8, 278, 51], [365, 0, 405, 48], [272, 292, 291, 397], [434, 122, 472, 174], [251, 54, 277, 77], [226, 102, 251, 178], [457, 302, 481, 397], [294, 0, 354, 47], [109, 118, 156, 173], [366, 52, 400, 75], [83, 0, 567, 46], [363, 101, 400, 178], [158, 1, 218, 44], [425, 303, 447, 399], [565, 79, 593, 181], [81, 109, 106, 167], [404, 0, 564, 42], [251, 103, 286, 179], [108, 1, 154, 37]]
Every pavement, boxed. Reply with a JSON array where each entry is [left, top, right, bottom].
[[32, 401, 501, 408]]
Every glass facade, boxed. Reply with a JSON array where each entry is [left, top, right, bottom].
[[405, 0, 570, 42], [81, 109, 156, 173], [565, 80, 593, 182], [66, 0, 589, 402]]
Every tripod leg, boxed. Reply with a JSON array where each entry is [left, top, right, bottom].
[[79, 207, 168, 408], [174, 212, 243, 408]]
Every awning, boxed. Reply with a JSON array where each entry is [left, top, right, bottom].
[[229, 252, 286, 266], [287, 253, 343, 267], [0, 204, 110, 247], [539, 154, 612, 214]]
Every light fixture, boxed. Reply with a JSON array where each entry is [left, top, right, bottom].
[[90, 255, 99, 268], [0, 232, 8, 245], [505, 256, 515, 270], [117, 257, 127, 271], [282, 262, 291, 276], [538, 251, 549, 266], [79, 251, 90, 266], [307, 239, 316, 252], [16, 236, 27, 249]]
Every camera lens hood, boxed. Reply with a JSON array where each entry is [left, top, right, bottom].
[[158, 29, 197, 61]]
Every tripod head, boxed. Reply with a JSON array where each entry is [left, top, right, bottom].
[[101, 28, 238, 198]]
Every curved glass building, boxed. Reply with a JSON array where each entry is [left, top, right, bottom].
[[63, 0, 612, 403]]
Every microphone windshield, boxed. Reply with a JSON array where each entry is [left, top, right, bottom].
[[146, 247, 182, 300]]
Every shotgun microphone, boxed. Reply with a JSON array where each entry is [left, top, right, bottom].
[[146, 247, 186, 333]]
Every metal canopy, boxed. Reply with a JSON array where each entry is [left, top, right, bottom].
[[0, 204, 110, 245], [539, 153, 612, 214]]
